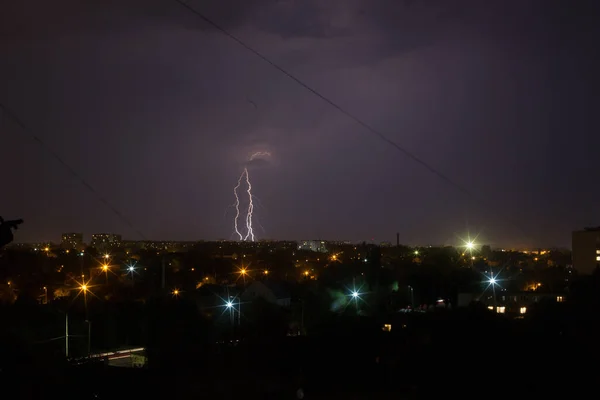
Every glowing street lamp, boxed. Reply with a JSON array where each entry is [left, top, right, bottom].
[[172, 289, 180, 297], [226, 301, 233, 308], [351, 291, 359, 298]]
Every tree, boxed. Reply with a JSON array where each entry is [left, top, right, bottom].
[[0, 217, 23, 248]]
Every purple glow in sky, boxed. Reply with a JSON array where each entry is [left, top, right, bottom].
[[1, 0, 599, 247]]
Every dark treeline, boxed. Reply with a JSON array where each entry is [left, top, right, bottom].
[[0, 241, 591, 399], [1, 274, 600, 399]]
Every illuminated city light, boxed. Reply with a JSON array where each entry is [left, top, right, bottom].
[[489, 277, 497, 285], [226, 301, 233, 308], [351, 291, 359, 298], [128, 266, 134, 272], [81, 284, 87, 291], [102, 264, 109, 271], [172, 289, 180, 296]]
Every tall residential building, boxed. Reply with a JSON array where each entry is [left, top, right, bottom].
[[61, 233, 83, 249], [91, 233, 122, 249], [572, 227, 600, 275], [298, 240, 328, 253]]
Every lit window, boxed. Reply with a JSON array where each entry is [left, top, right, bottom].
[[597, 250, 600, 254], [520, 307, 527, 314], [382, 324, 392, 332], [496, 306, 505, 314], [596, 256, 600, 261], [487, 306, 493, 311], [556, 296, 564, 303]]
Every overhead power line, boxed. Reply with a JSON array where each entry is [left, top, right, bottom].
[[172, 0, 532, 242], [0, 103, 146, 240], [173, 0, 473, 197]]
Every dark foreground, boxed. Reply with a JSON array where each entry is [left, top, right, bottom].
[[1, 309, 597, 399]]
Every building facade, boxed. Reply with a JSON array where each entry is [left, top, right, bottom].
[[91, 233, 122, 249], [572, 227, 600, 275], [61, 232, 84, 249]]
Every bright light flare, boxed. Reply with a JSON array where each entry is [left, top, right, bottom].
[[101, 264, 109, 271], [128, 266, 135, 272], [466, 241, 475, 250], [226, 301, 233, 308], [351, 291, 359, 298], [80, 284, 87, 292], [489, 277, 497, 285]]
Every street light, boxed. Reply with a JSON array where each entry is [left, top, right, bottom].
[[351, 291, 359, 298]]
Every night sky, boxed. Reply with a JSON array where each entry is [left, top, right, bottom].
[[1, 0, 599, 247]]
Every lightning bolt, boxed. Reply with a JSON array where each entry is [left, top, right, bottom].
[[232, 151, 270, 241], [233, 170, 245, 240], [243, 168, 255, 241], [232, 167, 256, 242], [249, 151, 271, 161]]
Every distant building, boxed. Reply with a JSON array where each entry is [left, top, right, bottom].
[[458, 291, 566, 314], [61, 232, 83, 249], [91, 233, 122, 249], [572, 227, 600, 275], [298, 240, 328, 253]]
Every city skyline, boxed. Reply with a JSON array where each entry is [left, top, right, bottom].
[[2, 1, 599, 247]]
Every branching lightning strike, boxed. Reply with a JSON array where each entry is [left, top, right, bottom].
[[243, 169, 255, 241], [232, 151, 270, 241], [233, 170, 245, 240]]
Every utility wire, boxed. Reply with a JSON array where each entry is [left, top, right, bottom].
[[172, 0, 532, 241], [173, 0, 473, 197], [0, 103, 146, 240]]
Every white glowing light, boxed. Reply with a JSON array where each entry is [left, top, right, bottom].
[[351, 291, 359, 298], [226, 301, 233, 308], [489, 277, 497, 285]]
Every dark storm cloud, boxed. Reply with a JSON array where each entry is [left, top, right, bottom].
[[1, 0, 599, 246]]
